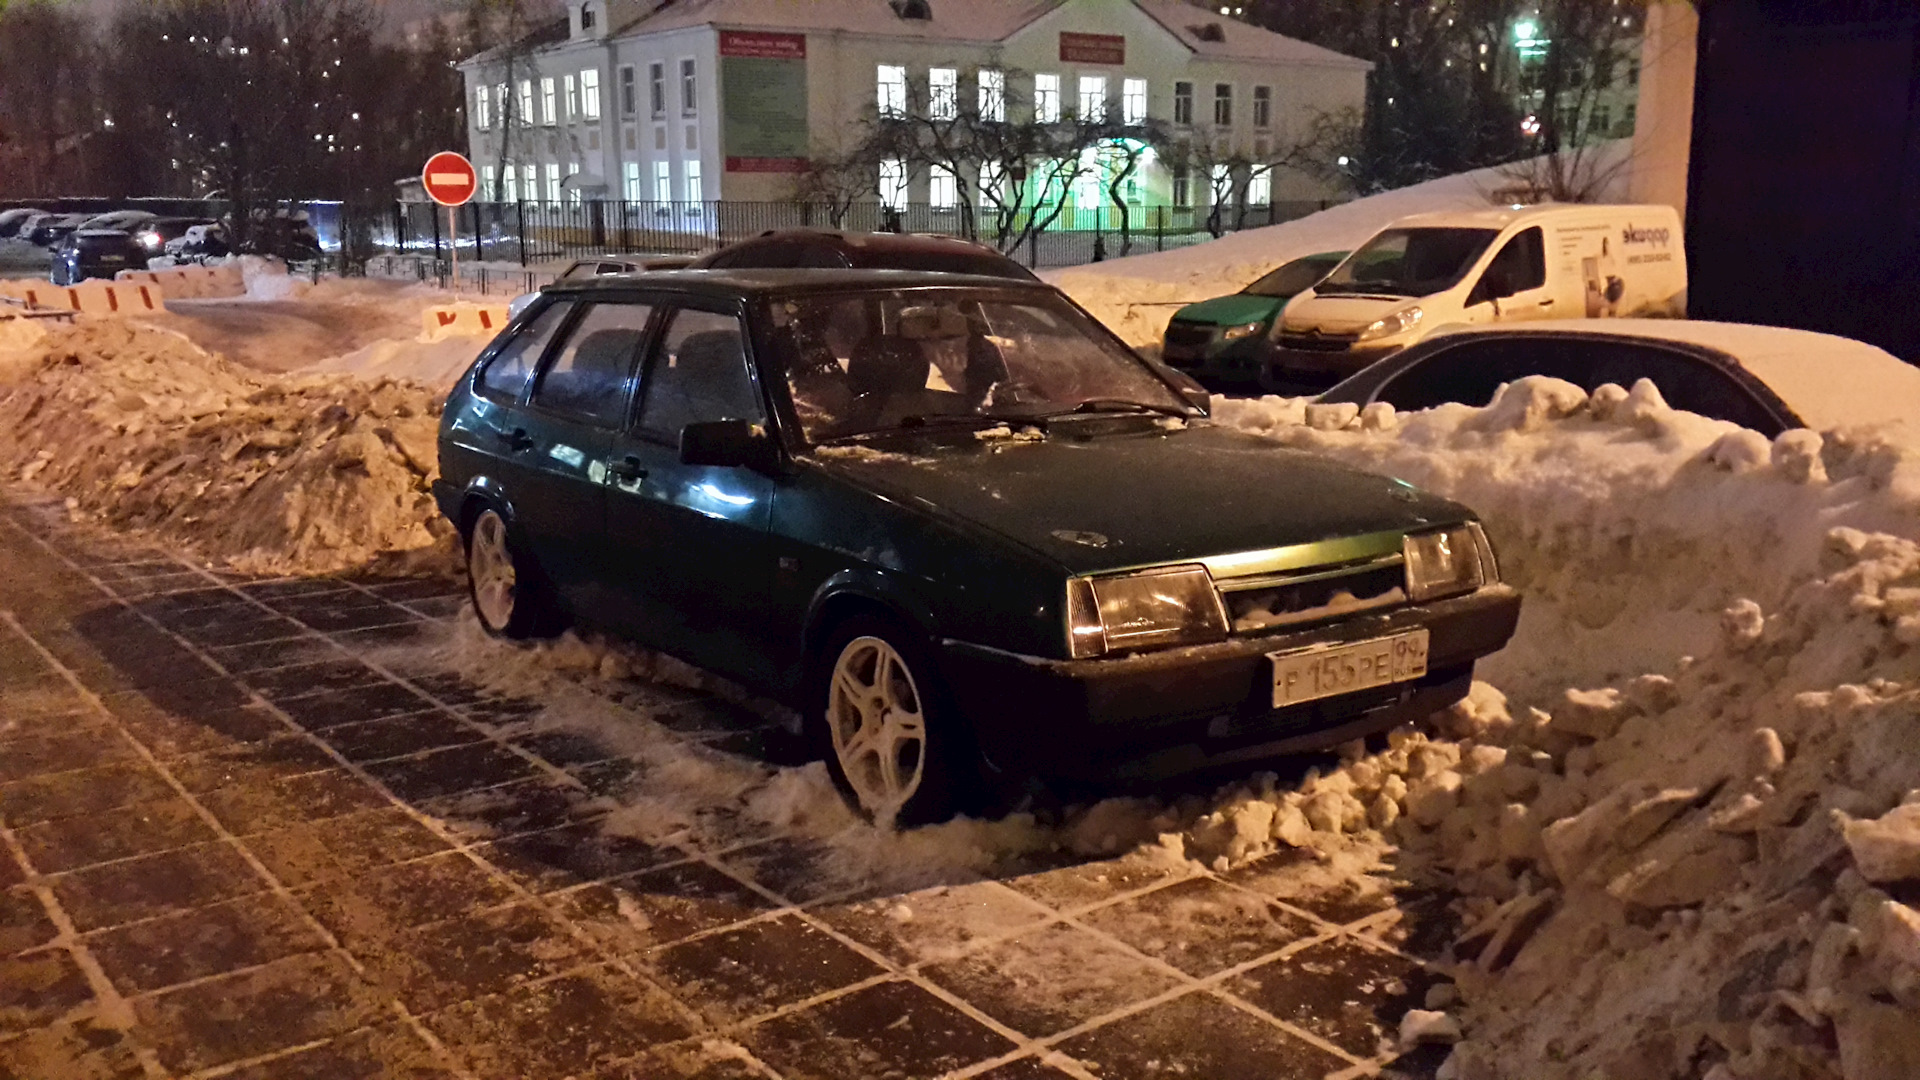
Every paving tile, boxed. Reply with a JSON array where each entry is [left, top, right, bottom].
[[1055, 990, 1352, 1079], [718, 837, 859, 906], [422, 778, 601, 842], [0, 761, 173, 828], [174, 613, 308, 650], [284, 602, 416, 634], [0, 950, 93, 1034], [1225, 935, 1440, 1060], [242, 658, 389, 701], [110, 699, 285, 759], [300, 851, 518, 950], [457, 696, 548, 725], [359, 901, 587, 1014], [0, 729, 137, 784], [811, 882, 1052, 969], [51, 842, 262, 932], [205, 635, 333, 675], [570, 757, 650, 798], [217, 1024, 460, 1080], [0, 1020, 148, 1080], [404, 595, 468, 620], [1076, 875, 1323, 979], [1223, 848, 1402, 927], [0, 683, 92, 723], [746, 978, 1017, 1080], [278, 683, 439, 731], [1001, 856, 1193, 914], [86, 892, 328, 996], [335, 620, 436, 649], [169, 736, 340, 794], [247, 806, 453, 890], [551, 862, 777, 951], [604, 1042, 769, 1080], [511, 730, 628, 769], [76, 632, 226, 692], [317, 710, 486, 764], [480, 821, 679, 894], [238, 579, 357, 604], [135, 950, 387, 1076], [970, 1055, 1086, 1080], [122, 675, 255, 720], [0, 886, 59, 957], [651, 914, 884, 1024], [197, 769, 389, 836], [922, 921, 1185, 1037], [363, 742, 543, 802], [403, 671, 490, 708], [1380, 1041, 1454, 1079], [428, 965, 693, 1080], [1361, 890, 1463, 961], [16, 797, 219, 875]]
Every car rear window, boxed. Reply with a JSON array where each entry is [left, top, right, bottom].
[[847, 251, 1037, 281]]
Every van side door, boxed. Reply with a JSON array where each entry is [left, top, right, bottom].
[[1463, 226, 1556, 325]]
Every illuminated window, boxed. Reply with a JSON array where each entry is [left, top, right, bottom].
[[878, 158, 908, 209], [978, 69, 1005, 122], [877, 64, 907, 117], [1034, 73, 1060, 123], [624, 162, 641, 200], [1078, 76, 1107, 122], [654, 160, 671, 202], [1247, 167, 1270, 205], [684, 158, 702, 203], [929, 67, 957, 120], [567, 161, 581, 205], [502, 162, 518, 202], [929, 164, 957, 208], [481, 165, 496, 200], [544, 162, 561, 204], [474, 85, 490, 130], [519, 80, 535, 125], [1122, 78, 1147, 124], [541, 77, 557, 125], [565, 74, 578, 120], [581, 68, 600, 119]]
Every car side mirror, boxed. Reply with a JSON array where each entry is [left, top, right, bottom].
[[1144, 356, 1211, 416], [680, 419, 779, 472]]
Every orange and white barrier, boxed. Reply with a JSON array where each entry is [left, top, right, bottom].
[[115, 264, 244, 299], [420, 302, 512, 342], [0, 279, 167, 316]]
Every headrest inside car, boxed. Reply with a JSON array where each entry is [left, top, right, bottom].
[[897, 306, 969, 340]]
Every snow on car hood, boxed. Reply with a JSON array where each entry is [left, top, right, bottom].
[[807, 422, 1470, 575]]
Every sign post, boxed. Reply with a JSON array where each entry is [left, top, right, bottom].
[[422, 151, 478, 295]]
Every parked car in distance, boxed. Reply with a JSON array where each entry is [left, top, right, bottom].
[[51, 230, 150, 284], [76, 209, 159, 233], [1160, 251, 1346, 386], [506, 254, 697, 319], [1266, 203, 1688, 392], [164, 222, 230, 261], [1316, 320, 1920, 437], [0, 208, 45, 240], [690, 229, 1040, 282], [134, 217, 216, 254], [435, 268, 1521, 824], [27, 213, 91, 247]]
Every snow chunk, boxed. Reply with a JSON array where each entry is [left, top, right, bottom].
[[1842, 803, 1920, 883], [1398, 1009, 1462, 1050], [1305, 401, 1359, 431], [1701, 429, 1772, 472], [1462, 376, 1587, 434], [1773, 429, 1829, 484]]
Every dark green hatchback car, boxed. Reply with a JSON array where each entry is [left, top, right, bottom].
[[435, 269, 1521, 824], [1159, 251, 1346, 385]]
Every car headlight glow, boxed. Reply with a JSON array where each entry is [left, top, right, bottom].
[[1066, 565, 1229, 658], [1220, 320, 1266, 341], [1404, 523, 1493, 602], [137, 231, 162, 249], [1356, 305, 1424, 343]]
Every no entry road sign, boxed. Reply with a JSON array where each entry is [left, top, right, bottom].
[[423, 152, 478, 207]]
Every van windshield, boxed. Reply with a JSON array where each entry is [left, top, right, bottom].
[[1315, 227, 1500, 299]]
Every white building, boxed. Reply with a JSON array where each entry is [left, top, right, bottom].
[[457, 0, 1369, 215]]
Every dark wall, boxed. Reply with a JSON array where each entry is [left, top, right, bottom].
[[1687, 0, 1920, 363]]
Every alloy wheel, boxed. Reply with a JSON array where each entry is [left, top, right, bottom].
[[468, 510, 517, 631], [826, 635, 928, 823]]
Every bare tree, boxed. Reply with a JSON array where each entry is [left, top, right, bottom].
[[0, 1, 101, 197], [461, 0, 552, 203], [789, 143, 882, 228]]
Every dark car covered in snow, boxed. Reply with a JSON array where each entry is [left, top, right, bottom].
[[434, 269, 1521, 824], [51, 229, 149, 284]]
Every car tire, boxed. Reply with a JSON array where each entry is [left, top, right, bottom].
[[463, 506, 565, 640], [809, 614, 980, 828]]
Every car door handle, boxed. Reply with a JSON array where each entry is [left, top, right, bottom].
[[490, 426, 533, 452], [606, 456, 647, 482], [1537, 297, 1556, 307]]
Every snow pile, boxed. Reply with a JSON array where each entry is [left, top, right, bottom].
[[235, 255, 314, 302], [303, 334, 487, 394], [0, 320, 453, 574], [1044, 142, 1630, 348], [1187, 381, 1920, 1080]]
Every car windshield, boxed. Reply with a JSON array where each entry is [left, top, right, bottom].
[[1242, 255, 1343, 298], [1314, 227, 1500, 298], [772, 288, 1187, 443]]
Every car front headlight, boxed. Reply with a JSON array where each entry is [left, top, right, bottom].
[[1066, 564, 1230, 659], [1356, 305, 1424, 343], [137, 231, 162, 249], [1221, 321, 1266, 341], [1404, 523, 1493, 602]]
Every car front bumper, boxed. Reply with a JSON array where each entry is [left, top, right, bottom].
[[1263, 341, 1407, 389], [1160, 333, 1268, 383], [938, 584, 1521, 783]]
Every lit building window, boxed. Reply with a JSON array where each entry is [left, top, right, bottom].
[[1078, 76, 1107, 122], [474, 85, 490, 130], [544, 162, 561, 204], [565, 74, 578, 120], [877, 64, 907, 117], [481, 165, 496, 200], [541, 77, 557, 125], [684, 159, 702, 203], [979, 160, 1002, 203], [1209, 163, 1230, 204], [929, 67, 957, 120], [879, 158, 908, 210], [497, 83, 508, 124], [582, 68, 600, 120], [624, 161, 641, 200], [1122, 78, 1146, 124], [978, 69, 1005, 122], [653, 160, 671, 203], [567, 161, 581, 205], [502, 162, 518, 202], [1072, 149, 1102, 208], [522, 163, 537, 201], [519, 80, 535, 125], [1247, 166, 1270, 205], [929, 164, 957, 208], [1034, 73, 1060, 123]]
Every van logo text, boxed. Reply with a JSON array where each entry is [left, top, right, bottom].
[[1621, 224, 1671, 246]]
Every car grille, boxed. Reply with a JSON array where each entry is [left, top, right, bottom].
[[1163, 321, 1215, 350], [1218, 555, 1408, 633], [1276, 331, 1356, 353]]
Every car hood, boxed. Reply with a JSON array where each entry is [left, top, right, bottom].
[[1171, 294, 1282, 328], [1282, 291, 1411, 335], [809, 423, 1470, 575]]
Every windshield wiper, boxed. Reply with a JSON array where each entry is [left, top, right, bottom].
[[1034, 398, 1191, 421]]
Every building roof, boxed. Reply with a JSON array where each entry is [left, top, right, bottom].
[[1133, 0, 1371, 69], [461, 14, 570, 66]]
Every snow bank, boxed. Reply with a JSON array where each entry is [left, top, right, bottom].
[[235, 255, 314, 302], [1045, 143, 1630, 348], [0, 321, 453, 574], [304, 334, 487, 394]]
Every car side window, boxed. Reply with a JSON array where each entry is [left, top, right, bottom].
[[529, 301, 654, 426], [1469, 226, 1546, 305], [636, 308, 764, 440], [1376, 338, 1595, 411], [1585, 343, 1785, 435], [795, 244, 850, 269], [479, 300, 574, 402]]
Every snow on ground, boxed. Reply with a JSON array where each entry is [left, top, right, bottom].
[[1044, 143, 1631, 349]]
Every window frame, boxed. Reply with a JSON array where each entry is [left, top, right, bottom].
[[474, 85, 491, 130], [929, 67, 958, 120], [977, 68, 1005, 122], [527, 299, 658, 427], [1253, 84, 1271, 129], [619, 65, 636, 117], [679, 57, 697, 116], [582, 67, 601, 120], [630, 301, 767, 446], [649, 61, 665, 117], [1077, 75, 1107, 122], [474, 298, 578, 405], [877, 63, 908, 118], [1173, 80, 1193, 125], [541, 76, 558, 126], [519, 79, 535, 126], [928, 163, 958, 209], [564, 73, 579, 121], [1122, 77, 1147, 125], [1213, 82, 1233, 127], [1034, 72, 1061, 123]]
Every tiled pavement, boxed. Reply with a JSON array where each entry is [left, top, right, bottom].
[[0, 495, 1457, 1080]]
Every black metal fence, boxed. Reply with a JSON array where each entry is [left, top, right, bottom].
[[384, 198, 1337, 271]]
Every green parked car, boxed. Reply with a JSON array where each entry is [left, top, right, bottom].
[[435, 268, 1521, 825], [1160, 251, 1348, 385]]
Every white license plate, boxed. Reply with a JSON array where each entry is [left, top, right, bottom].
[[1269, 629, 1429, 708]]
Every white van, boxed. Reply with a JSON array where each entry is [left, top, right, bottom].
[[1263, 203, 1686, 390]]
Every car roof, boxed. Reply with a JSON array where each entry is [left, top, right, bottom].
[[1421, 320, 1920, 434], [542, 266, 1058, 298], [742, 229, 1003, 255]]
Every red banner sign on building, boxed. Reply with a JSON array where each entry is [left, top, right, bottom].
[[719, 30, 807, 59], [1059, 32, 1125, 65]]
